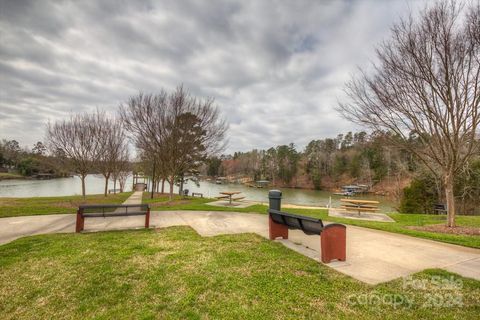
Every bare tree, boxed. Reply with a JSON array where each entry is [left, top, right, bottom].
[[110, 147, 131, 193], [120, 85, 228, 199], [96, 115, 128, 196], [46, 112, 104, 197], [338, 1, 480, 227]]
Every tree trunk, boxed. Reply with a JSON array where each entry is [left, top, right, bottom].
[[81, 175, 86, 198], [444, 173, 456, 227], [151, 161, 156, 199], [104, 174, 110, 197], [169, 176, 174, 200], [161, 178, 165, 194], [179, 173, 184, 195]]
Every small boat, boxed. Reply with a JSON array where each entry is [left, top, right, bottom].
[[333, 191, 355, 196], [255, 180, 269, 188], [215, 177, 227, 184]]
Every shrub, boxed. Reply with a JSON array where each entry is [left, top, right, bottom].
[[399, 176, 438, 214]]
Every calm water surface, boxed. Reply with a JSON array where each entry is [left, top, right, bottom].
[[0, 175, 397, 212]]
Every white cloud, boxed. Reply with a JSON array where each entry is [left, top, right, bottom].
[[0, 0, 431, 152]]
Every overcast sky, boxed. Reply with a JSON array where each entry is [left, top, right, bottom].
[[0, 0, 432, 154]]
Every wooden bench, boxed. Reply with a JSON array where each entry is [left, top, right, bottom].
[[108, 188, 121, 194], [232, 196, 245, 201], [76, 204, 150, 232], [268, 209, 346, 263], [216, 195, 230, 200], [192, 192, 203, 198], [434, 204, 447, 214]]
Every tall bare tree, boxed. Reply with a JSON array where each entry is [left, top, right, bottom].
[[120, 85, 228, 199], [46, 112, 104, 197], [97, 115, 128, 196], [338, 1, 480, 227], [110, 147, 131, 193]]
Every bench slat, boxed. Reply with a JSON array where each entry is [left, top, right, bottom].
[[79, 204, 149, 209], [269, 209, 324, 235], [82, 211, 147, 218]]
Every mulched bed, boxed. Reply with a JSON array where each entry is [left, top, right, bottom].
[[407, 224, 480, 236]]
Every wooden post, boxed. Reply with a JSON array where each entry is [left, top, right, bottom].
[[75, 208, 84, 233], [268, 215, 288, 240], [320, 224, 346, 263], [145, 207, 150, 228]]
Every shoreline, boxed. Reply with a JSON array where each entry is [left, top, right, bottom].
[[247, 200, 327, 210], [0, 175, 73, 182], [0, 173, 26, 181]]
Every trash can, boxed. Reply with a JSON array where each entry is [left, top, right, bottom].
[[268, 190, 282, 211]]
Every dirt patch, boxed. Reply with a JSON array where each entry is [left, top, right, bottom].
[[407, 224, 480, 236], [54, 201, 77, 208], [0, 199, 17, 206], [150, 200, 192, 207]]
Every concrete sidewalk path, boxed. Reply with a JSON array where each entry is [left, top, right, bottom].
[[0, 210, 478, 285], [122, 191, 143, 205]]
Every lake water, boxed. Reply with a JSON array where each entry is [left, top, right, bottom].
[[0, 175, 397, 211], [0, 175, 134, 197]]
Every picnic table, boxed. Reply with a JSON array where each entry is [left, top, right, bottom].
[[340, 198, 379, 215], [217, 191, 244, 205]]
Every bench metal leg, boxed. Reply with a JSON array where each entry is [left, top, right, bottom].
[[145, 208, 150, 228], [320, 224, 346, 263], [75, 209, 84, 233], [269, 215, 288, 240]]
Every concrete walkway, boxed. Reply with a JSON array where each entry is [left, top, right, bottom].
[[0, 191, 145, 245], [0, 209, 478, 284], [121, 191, 143, 205]]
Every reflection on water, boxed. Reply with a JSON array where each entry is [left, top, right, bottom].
[[0, 175, 397, 212]]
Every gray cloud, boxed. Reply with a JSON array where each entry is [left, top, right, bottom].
[[0, 0, 430, 153]]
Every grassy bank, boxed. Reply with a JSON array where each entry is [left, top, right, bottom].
[[0, 192, 133, 218], [0, 172, 24, 180], [1, 227, 478, 319], [143, 193, 480, 248]]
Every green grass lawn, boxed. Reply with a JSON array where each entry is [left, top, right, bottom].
[[143, 193, 480, 249], [0, 192, 478, 248], [1, 227, 478, 319], [0, 192, 133, 218]]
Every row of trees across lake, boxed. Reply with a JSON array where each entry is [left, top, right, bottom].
[[205, 130, 479, 215]]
